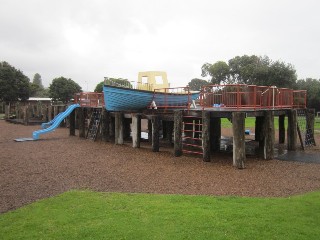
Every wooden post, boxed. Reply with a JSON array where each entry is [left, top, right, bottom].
[[167, 121, 174, 144], [148, 120, 152, 143], [278, 115, 285, 144], [202, 111, 211, 162], [151, 115, 160, 152], [115, 112, 124, 145], [210, 117, 221, 152], [23, 105, 30, 125], [109, 116, 115, 141], [53, 106, 58, 119], [69, 108, 76, 136], [132, 114, 141, 148], [287, 109, 297, 150], [59, 106, 66, 127], [4, 104, 9, 119], [78, 108, 86, 138], [232, 112, 245, 169], [263, 111, 274, 160], [101, 109, 110, 142], [174, 110, 183, 157], [47, 106, 53, 121]]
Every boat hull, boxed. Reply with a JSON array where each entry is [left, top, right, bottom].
[[103, 85, 199, 111]]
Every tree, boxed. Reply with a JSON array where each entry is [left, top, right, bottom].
[[202, 55, 297, 88], [187, 78, 208, 91], [265, 61, 297, 88], [49, 77, 82, 103], [201, 61, 230, 84], [29, 73, 50, 97], [0, 61, 30, 103], [33, 73, 43, 88], [94, 81, 104, 92], [94, 77, 131, 93], [228, 55, 262, 84], [296, 78, 320, 111]]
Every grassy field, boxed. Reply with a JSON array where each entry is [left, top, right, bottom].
[[1, 190, 320, 240], [221, 117, 320, 131]]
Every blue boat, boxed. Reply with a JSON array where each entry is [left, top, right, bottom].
[[103, 71, 199, 111]]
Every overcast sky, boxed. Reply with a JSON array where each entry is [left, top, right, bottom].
[[1, 0, 319, 91]]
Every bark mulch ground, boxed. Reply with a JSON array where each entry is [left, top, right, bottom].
[[1, 120, 320, 213]]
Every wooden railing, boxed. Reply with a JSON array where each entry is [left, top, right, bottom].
[[200, 84, 307, 110], [74, 92, 104, 108]]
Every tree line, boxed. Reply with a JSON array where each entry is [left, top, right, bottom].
[[0, 61, 82, 104]]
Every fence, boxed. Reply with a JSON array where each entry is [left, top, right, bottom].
[[200, 84, 307, 110]]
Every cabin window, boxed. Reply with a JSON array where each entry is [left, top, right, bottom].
[[155, 76, 163, 85], [141, 76, 148, 84]]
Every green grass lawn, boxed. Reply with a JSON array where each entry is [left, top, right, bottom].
[[221, 117, 320, 131], [1, 190, 320, 240]]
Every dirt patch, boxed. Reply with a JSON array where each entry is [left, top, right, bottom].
[[1, 120, 320, 213]]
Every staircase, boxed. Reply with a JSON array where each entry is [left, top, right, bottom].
[[86, 108, 102, 141]]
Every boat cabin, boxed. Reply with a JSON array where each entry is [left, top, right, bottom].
[[137, 71, 170, 91]]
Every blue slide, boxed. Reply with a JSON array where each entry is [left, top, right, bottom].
[[32, 104, 80, 140], [41, 112, 63, 129]]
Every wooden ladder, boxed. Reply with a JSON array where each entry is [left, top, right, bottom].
[[182, 115, 203, 155], [86, 108, 102, 141]]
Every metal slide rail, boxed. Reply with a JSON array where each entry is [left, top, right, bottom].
[[200, 84, 307, 110]]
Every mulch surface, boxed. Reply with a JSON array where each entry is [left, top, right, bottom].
[[1, 120, 320, 213]]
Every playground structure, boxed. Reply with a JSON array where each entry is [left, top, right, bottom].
[[7, 83, 316, 169]]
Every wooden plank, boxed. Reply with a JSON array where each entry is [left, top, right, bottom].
[[297, 124, 305, 150]]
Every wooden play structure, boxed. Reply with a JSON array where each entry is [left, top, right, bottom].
[[67, 83, 315, 169], [6, 83, 315, 169]]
